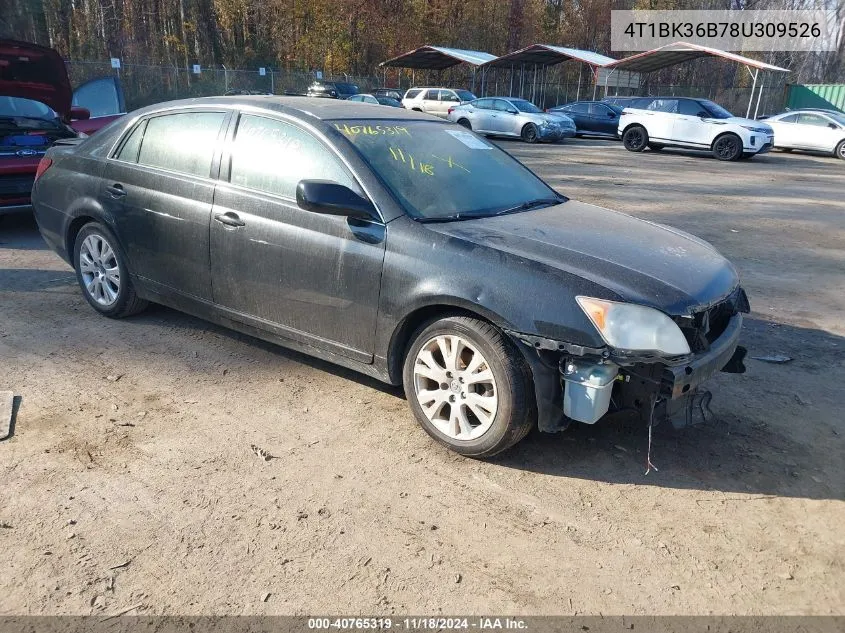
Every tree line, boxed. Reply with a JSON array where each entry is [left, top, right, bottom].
[[2, 0, 842, 85]]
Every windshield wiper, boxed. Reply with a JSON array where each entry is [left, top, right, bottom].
[[491, 197, 565, 216], [415, 197, 565, 224]]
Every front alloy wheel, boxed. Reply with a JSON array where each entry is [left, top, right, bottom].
[[403, 316, 535, 457], [836, 140, 845, 160], [713, 134, 743, 161], [412, 335, 498, 441], [521, 123, 539, 144]]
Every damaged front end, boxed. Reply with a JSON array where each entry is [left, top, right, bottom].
[[507, 286, 750, 432]]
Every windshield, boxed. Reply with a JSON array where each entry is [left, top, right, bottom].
[[511, 99, 542, 113], [827, 112, 845, 126], [455, 90, 476, 102], [333, 120, 561, 220], [700, 100, 733, 119], [0, 97, 61, 129]]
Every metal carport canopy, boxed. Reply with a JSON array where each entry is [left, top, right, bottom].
[[479, 44, 616, 69], [601, 41, 790, 117], [379, 46, 498, 70]]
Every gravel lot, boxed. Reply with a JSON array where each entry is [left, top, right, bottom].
[[1, 139, 843, 616]]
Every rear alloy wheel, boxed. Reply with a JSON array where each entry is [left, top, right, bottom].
[[403, 316, 535, 458], [622, 125, 648, 152], [457, 118, 472, 130], [712, 133, 743, 161], [521, 123, 539, 144], [836, 140, 845, 160], [73, 222, 148, 318]]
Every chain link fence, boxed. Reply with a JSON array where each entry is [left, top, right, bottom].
[[66, 60, 787, 118], [65, 61, 382, 111]]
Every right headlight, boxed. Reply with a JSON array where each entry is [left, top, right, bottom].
[[576, 296, 691, 356]]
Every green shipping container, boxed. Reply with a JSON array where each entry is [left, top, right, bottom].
[[786, 84, 845, 113]]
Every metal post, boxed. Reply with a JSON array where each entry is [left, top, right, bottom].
[[270, 69, 275, 94], [222, 64, 228, 92], [746, 67, 758, 118], [576, 64, 582, 101], [509, 64, 514, 97], [531, 64, 537, 103], [592, 67, 598, 100], [519, 63, 525, 99], [754, 72, 766, 118]]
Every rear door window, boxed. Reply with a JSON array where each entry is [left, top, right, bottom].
[[779, 113, 799, 123], [115, 120, 147, 163], [569, 103, 589, 114], [404, 89, 422, 100], [137, 111, 226, 177], [229, 114, 356, 199], [424, 89, 440, 101], [473, 99, 493, 110]]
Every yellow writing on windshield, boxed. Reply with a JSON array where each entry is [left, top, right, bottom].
[[388, 147, 434, 176], [335, 123, 411, 137], [431, 154, 470, 173]]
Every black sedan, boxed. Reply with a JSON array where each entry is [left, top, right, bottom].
[[31, 97, 748, 457], [547, 101, 623, 138]]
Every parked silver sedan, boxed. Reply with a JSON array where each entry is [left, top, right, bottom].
[[447, 97, 576, 143], [764, 109, 845, 159]]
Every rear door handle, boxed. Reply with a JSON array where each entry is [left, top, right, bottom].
[[106, 184, 126, 198], [214, 212, 245, 228]]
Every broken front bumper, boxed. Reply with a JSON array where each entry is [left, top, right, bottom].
[[508, 309, 747, 433]]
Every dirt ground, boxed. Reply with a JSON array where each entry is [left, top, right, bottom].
[[0, 140, 843, 617]]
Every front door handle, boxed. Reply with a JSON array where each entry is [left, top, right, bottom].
[[106, 184, 126, 198], [214, 212, 245, 228]]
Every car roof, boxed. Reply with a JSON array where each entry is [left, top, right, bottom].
[[130, 95, 435, 122]]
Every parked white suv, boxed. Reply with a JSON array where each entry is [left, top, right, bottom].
[[618, 97, 774, 161], [401, 87, 477, 118]]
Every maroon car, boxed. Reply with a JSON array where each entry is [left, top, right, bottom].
[[1, 40, 125, 214]]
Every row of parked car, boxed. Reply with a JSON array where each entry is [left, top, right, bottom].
[[305, 80, 845, 162]]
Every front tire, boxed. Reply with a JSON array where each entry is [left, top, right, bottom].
[[836, 140, 845, 160], [73, 222, 148, 318], [622, 125, 648, 152], [712, 133, 743, 161], [402, 316, 535, 458], [521, 123, 539, 144]]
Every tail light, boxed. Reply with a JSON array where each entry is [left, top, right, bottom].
[[34, 157, 53, 181], [448, 107, 455, 115]]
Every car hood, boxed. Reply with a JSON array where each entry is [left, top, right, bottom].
[[0, 39, 72, 118], [424, 200, 740, 315], [720, 116, 773, 132]]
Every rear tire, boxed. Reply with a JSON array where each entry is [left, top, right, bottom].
[[836, 140, 845, 160], [712, 133, 743, 161], [402, 316, 536, 458], [622, 125, 648, 152], [521, 123, 539, 144], [73, 222, 148, 319], [457, 118, 472, 130]]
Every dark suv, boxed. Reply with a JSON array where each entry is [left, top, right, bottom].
[[306, 81, 360, 100]]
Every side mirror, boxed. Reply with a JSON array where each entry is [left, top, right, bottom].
[[507, 108, 518, 115], [296, 180, 379, 222], [697, 111, 709, 118], [829, 123, 838, 129], [70, 106, 91, 120], [607, 111, 616, 118]]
